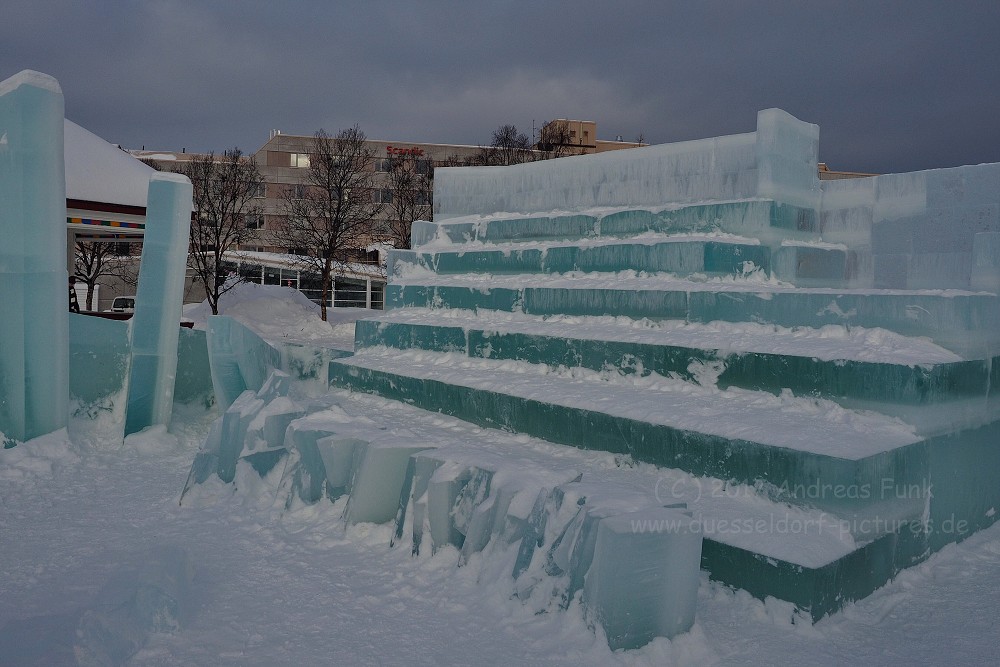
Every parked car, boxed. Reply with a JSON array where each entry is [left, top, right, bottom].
[[107, 296, 136, 313]]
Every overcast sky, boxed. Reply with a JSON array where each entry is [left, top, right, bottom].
[[3, 0, 999, 174]]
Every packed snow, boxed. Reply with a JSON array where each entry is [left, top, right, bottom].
[[183, 283, 366, 350]]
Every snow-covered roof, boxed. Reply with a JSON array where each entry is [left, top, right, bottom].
[[64, 118, 155, 208]]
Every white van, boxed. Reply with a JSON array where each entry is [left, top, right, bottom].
[[108, 296, 136, 313]]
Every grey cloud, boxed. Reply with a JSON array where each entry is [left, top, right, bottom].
[[2, 0, 998, 173]]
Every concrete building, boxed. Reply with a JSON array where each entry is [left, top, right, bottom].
[[537, 119, 646, 155]]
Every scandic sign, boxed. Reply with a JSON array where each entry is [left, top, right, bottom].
[[386, 145, 425, 156]]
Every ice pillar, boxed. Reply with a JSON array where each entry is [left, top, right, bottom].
[[124, 173, 193, 435], [755, 108, 821, 211], [0, 70, 68, 445]]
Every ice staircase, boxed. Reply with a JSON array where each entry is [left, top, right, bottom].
[[327, 109, 1000, 623]]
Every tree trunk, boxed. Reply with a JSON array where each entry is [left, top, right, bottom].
[[84, 280, 95, 311], [319, 255, 334, 321]]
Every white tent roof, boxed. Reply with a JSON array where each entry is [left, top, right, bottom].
[[64, 119, 155, 209]]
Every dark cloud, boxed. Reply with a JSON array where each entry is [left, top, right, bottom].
[[2, 0, 998, 173]]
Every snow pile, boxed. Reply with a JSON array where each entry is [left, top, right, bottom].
[[183, 282, 368, 350]]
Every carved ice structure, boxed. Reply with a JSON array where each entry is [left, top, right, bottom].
[[0, 70, 68, 444], [183, 108, 1000, 649], [124, 173, 194, 435], [0, 69, 203, 445], [329, 108, 1000, 629]]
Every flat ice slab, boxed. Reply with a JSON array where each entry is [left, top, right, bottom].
[[366, 307, 963, 365], [413, 229, 763, 252], [305, 387, 859, 568], [338, 348, 919, 459], [392, 269, 989, 298]]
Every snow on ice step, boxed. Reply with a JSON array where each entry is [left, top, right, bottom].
[[383, 275, 1000, 357], [329, 347, 929, 523], [415, 202, 821, 249], [354, 308, 990, 427], [393, 234, 772, 281]]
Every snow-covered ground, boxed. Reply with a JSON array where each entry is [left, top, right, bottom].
[[3, 287, 1000, 665], [3, 408, 1000, 665]]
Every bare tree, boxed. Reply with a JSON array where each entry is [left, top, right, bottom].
[[477, 124, 535, 166], [383, 153, 433, 249], [536, 120, 576, 158], [176, 149, 264, 314], [281, 127, 383, 321], [73, 240, 136, 311]]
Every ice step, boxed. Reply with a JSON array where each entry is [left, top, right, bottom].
[[182, 374, 957, 622], [329, 348, 929, 520], [354, 310, 989, 411], [390, 237, 771, 281], [384, 278, 1000, 357], [412, 200, 819, 249], [302, 387, 937, 621]]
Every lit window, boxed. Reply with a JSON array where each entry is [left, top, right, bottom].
[[290, 153, 310, 168]]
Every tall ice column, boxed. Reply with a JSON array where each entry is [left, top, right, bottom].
[[124, 173, 193, 435], [0, 70, 68, 445]]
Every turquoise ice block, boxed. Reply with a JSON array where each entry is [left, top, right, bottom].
[[0, 71, 67, 443], [125, 174, 193, 435]]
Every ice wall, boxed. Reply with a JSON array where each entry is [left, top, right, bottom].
[[821, 164, 1000, 289], [433, 133, 756, 220], [206, 315, 352, 411], [69, 313, 130, 410], [124, 173, 193, 435], [174, 327, 215, 406], [432, 109, 819, 220], [0, 70, 68, 444]]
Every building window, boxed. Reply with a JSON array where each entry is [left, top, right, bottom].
[[374, 158, 391, 172], [253, 182, 266, 198], [374, 188, 393, 204], [289, 184, 307, 199], [112, 241, 133, 256], [245, 214, 264, 230], [290, 153, 310, 168]]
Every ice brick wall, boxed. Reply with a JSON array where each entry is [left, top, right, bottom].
[[821, 164, 1000, 289], [434, 133, 758, 220], [433, 108, 819, 220]]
